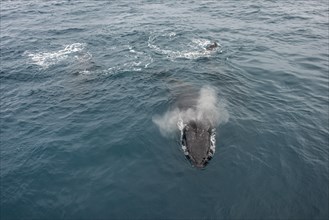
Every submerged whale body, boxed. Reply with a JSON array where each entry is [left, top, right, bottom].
[[181, 119, 216, 168]]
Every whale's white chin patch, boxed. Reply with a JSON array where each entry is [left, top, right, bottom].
[[177, 118, 189, 155], [210, 128, 216, 156]]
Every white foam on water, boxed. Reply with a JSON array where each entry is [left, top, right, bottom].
[[148, 32, 221, 60], [106, 60, 145, 75], [168, 50, 211, 60], [25, 43, 91, 68], [79, 70, 91, 75], [168, 32, 176, 38]]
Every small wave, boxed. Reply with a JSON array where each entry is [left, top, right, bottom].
[[25, 43, 91, 68], [105, 45, 153, 75], [106, 61, 143, 75], [191, 38, 212, 48]]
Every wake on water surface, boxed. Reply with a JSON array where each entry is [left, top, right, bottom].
[[24, 31, 222, 74]]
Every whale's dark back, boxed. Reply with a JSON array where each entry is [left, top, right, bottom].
[[206, 42, 218, 51]]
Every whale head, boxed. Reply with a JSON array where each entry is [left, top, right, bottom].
[[206, 42, 218, 51], [181, 120, 215, 168]]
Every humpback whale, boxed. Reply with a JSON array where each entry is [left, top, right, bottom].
[[179, 119, 216, 168], [206, 42, 218, 51], [153, 85, 228, 168]]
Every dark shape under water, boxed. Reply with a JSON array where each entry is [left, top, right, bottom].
[[181, 120, 215, 168]]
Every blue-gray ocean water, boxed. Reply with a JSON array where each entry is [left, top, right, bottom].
[[1, 0, 328, 219]]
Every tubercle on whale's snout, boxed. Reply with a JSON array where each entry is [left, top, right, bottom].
[[186, 155, 211, 169], [183, 145, 214, 168]]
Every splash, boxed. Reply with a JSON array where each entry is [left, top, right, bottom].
[[25, 43, 91, 68], [153, 86, 229, 137]]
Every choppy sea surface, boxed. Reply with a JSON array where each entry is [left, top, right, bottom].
[[1, 0, 328, 219]]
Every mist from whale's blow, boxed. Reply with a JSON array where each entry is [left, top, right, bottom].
[[153, 86, 229, 136]]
